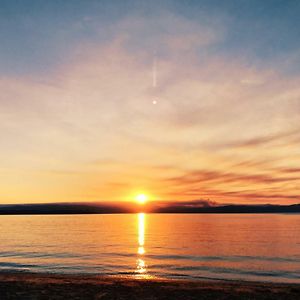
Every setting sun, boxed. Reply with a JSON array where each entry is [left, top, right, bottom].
[[135, 194, 148, 204]]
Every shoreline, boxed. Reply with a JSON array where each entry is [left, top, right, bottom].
[[0, 272, 299, 299]]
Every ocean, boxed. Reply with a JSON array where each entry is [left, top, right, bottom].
[[0, 214, 299, 283]]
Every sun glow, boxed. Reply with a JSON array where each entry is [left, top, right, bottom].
[[135, 194, 148, 204]]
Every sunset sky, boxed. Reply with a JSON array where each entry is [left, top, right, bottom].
[[1, 0, 300, 204]]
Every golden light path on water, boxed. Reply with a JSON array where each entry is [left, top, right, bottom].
[[136, 213, 151, 278]]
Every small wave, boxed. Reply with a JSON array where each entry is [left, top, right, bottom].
[[144, 254, 300, 263], [170, 265, 300, 280], [0, 251, 90, 259]]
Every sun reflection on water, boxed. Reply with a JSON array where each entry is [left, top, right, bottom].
[[138, 213, 145, 247], [136, 213, 149, 277]]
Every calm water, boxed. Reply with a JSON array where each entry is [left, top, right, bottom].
[[0, 214, 299, 283]]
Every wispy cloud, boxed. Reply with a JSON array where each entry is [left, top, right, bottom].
[[0, 9, 300, 204]]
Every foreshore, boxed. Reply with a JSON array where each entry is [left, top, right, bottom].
[[0, 272, 299, 299]]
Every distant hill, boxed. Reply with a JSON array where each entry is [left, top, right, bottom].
[[0, 203, 131, 215], [0, 201, 299, 214], [152, 203, 300, 213]]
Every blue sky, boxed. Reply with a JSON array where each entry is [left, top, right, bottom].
[[1, 0, 300, 75]]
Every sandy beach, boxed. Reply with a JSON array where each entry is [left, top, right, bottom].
[[0, 272, 299, 300]]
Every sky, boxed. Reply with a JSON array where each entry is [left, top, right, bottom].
[[1, 0, 300, 204]]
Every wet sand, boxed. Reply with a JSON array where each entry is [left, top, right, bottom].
[[0, 272, 299, 299]]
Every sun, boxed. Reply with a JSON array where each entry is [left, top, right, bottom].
[[135, 194, 148, 204]]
